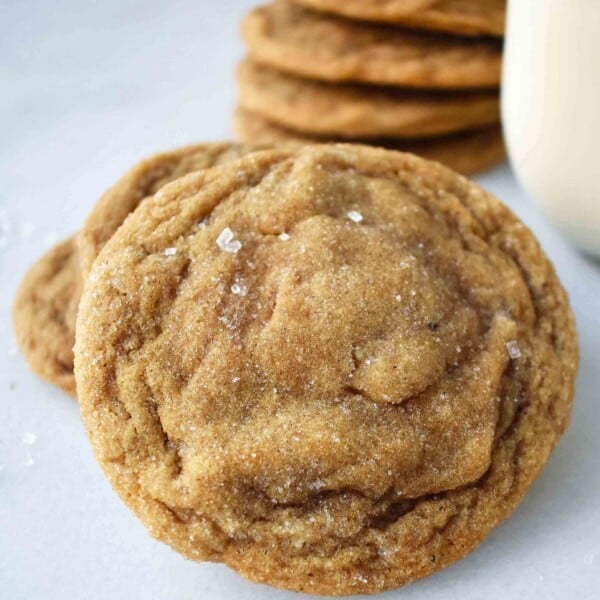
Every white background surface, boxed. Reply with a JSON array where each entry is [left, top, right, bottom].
[[1, 1, 599, 598]]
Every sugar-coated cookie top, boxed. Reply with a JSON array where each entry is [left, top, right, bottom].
[[75, 145, 576, 595]]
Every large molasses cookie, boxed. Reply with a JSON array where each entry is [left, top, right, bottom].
[[233, 107, 506, 175], [295, 0, 506, 37], [237, 59, 499, 139], [78, 142, 266, 278], [12, 237, 80, 397], [242, 1, 502, 89], [75, 145, 577, 595]]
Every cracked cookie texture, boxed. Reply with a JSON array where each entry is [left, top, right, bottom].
[[237, 59, 500, 139], [242, 1, 502, 89], [78, 142, 267, 278], [75, 145, 577, 595]]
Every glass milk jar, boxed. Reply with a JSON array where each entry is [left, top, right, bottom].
[[502, 0, 600, 255]]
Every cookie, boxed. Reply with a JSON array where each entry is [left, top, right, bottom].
[[233, 107, 506, 175], [237, 59, 500, 139], [12, 237, 80, 397], [75, 145, 577, 595], [295, 0, 506, 37], [78, 142, 267, 278], [242, 1, 502, 89]]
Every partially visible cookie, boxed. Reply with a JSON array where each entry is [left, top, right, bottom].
[[78, 142, 267, 278], [75, 144, 576, 595], [233, 107, 505, 175], [237, 59, 500, 139], [295, 0, 506, 37], [12, 237, 80, 397], [242, 1, 502, 89]]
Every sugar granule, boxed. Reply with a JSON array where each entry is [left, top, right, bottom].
[[217, 227, 242, 253], [506, 340, 521, 359], [164, 247, 177, 257], [278, 232, 291, 241], [347, 210, 363, 223]]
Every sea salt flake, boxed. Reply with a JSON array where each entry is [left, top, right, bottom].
[[22, 432, 36, 445], [164, 247, 177, 256], [395, 294, 402, 302], [506, 340, 521, 359], [278, 232, 290, 241], [231, 282, 247, 296], [232, 376, 240, 383], [217, 227, 243, 253], [347, 210, 363, 223]]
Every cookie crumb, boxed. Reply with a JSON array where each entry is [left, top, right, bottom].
[[506, 340, 521, 359], [164, 247, 177, 257], [347, 210, 363, 223], [22, 432, 36, 445], [217, 227, 242, 253]]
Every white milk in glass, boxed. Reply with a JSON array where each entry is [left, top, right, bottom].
[[502, 0, 600, 255]]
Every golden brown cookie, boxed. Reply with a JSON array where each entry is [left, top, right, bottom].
[[78, 142, 267, 278], [234, 107, 506, 175], [242, 1, 502, 89], [295, 0, 506, 37], [12, 237, 80, 397], [237, 59, 500, 139], [75, 145, 577, 595]]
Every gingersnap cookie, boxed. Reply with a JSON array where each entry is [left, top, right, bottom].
[[242, 1, 502, 89], [78, 142, 267, 278], [237, 59, 500, 139], [12, 237, 80, 397], [234, 108, 506, 175], [75, 145, 577, 595], [295, 0, 506, 37]]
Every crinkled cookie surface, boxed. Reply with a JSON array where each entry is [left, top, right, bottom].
[[75, 145, 577, 595]]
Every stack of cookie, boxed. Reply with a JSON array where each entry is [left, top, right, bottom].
[[235, 0, 506, 175]]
